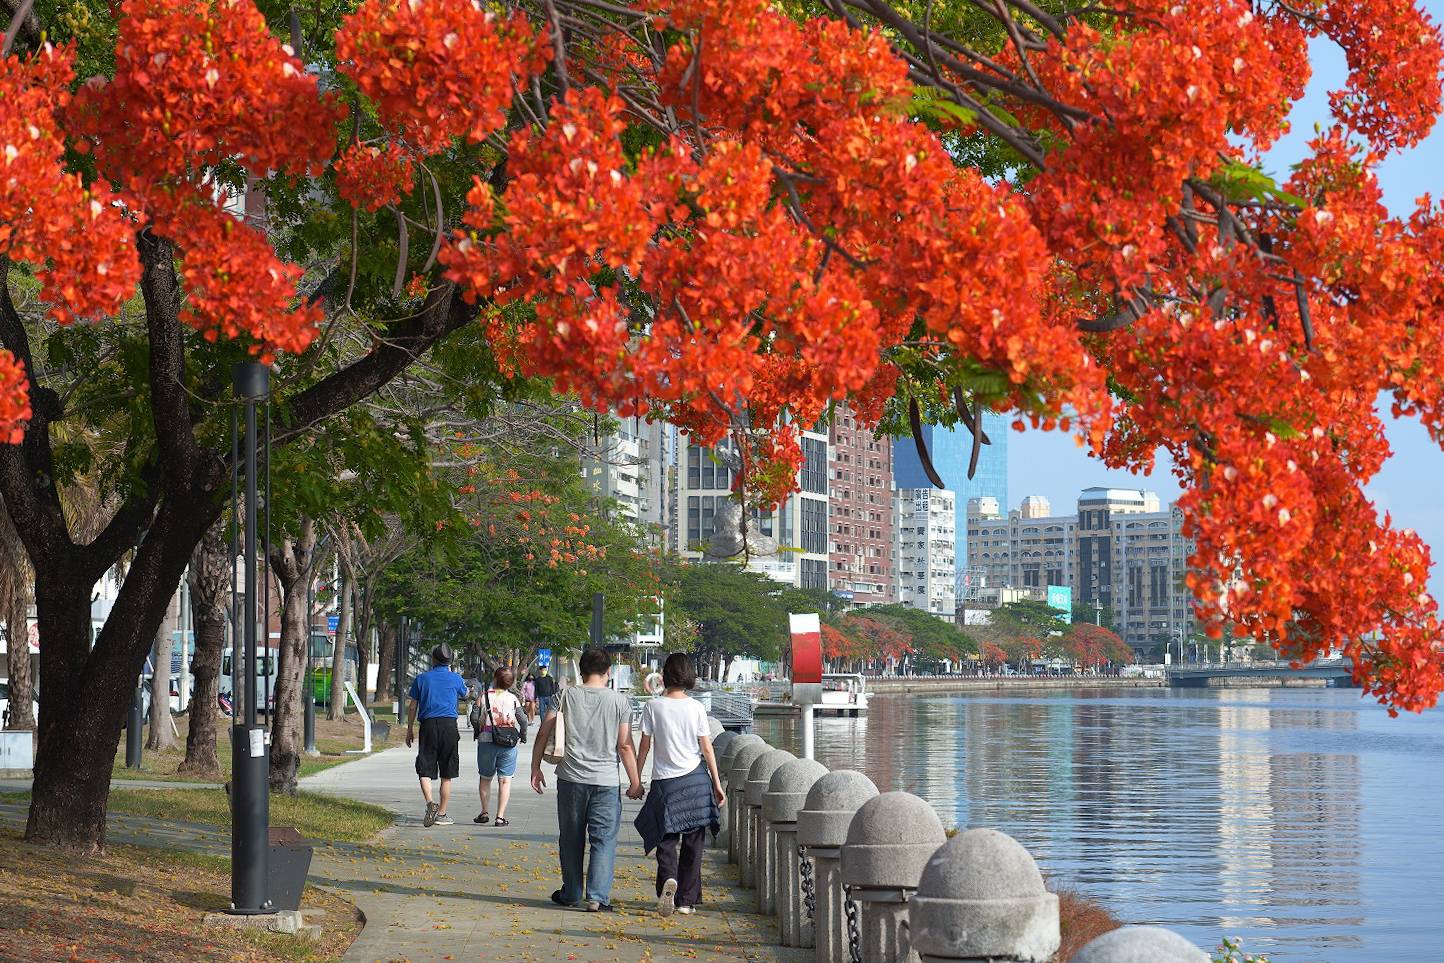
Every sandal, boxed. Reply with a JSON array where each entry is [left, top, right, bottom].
[[474, 812, 490, 824], [494, 817, 510, 827]]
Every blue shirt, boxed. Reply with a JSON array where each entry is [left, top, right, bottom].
[[408, 667, 469, 721]]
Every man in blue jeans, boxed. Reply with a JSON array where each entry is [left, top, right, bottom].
[[530, 649, 642, 911]]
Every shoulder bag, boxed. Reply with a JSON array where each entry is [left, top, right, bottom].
[[542, 689, 567, 766], [484, 689, 522, 749]]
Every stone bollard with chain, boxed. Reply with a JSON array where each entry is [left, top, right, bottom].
[[906, 828, 1059, 962], [798, 771, 880, 963], [710, 730, 736, 849], [1070, 926, 1209, 963], [725, 737, 767, 866], [745, 748, 796, 902], [840, 792, 946, 963], [764, 757, 829, 948]]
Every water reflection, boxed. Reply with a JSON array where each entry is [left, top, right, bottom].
[[754, 687, 1444, 962]]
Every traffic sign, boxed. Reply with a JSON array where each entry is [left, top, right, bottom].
[[326, 615, 339, 634], [536, 648, 552, 668]]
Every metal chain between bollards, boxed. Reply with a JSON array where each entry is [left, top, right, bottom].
[[798, 843, 815, 923], [844, 883, 862, 963]]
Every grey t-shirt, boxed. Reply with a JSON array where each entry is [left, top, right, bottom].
[[555, 685, 631, 787]]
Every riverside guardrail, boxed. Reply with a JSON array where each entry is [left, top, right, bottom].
[[840, 792, 946, 963], [708, 727, 1212, 963], [745, 748, 796, 906], [764, 757, 828, 947], [726, 737, 768, 868], [798, 770, 878, 963]]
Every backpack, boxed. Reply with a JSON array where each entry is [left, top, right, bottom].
[[483, 689, 522, 749]]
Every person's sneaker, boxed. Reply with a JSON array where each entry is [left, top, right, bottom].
[[423, 802, 439, 827], [677, 905, 695, 915], [551, 890, 577, 908], [586, 901, 614, 913], [657, 878, 678, 917], [433, 813, 454, 826]]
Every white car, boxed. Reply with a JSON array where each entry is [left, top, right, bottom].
[[0, 680, 39, 728]]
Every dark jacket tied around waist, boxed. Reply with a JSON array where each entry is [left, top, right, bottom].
[[634, 763, 721, 855]]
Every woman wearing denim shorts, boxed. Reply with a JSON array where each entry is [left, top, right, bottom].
[[475, 666, 521, 827]]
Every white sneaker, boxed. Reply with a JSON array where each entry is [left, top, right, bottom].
[[657, 878, 678, 917], [677, 905, 695, 915]]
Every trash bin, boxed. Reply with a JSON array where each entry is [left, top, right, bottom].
[[267, 826, 314, 912]]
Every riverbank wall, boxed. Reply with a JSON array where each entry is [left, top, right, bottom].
[[865, 676, 1166, 694]]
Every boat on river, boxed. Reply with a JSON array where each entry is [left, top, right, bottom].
[[751, 673, 870, 717]]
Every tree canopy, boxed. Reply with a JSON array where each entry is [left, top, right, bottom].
[[3, 0, 1444, 854]]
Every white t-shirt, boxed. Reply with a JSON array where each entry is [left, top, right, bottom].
[[478, 689, 521, 744], [640, 695, 710, 780]]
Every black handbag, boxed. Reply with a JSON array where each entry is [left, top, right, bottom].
[[484, 689, 521, 749]]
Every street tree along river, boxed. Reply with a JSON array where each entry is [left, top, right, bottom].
[[1, 0, 1442, 851]]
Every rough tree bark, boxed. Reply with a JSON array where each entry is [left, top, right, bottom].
[[3, 580, 32, 732], [374, 619, 396, 706], [0, 502, 34, 732], [179, 520, 229, 776], [327, 560, 351, 720], [268, 518, 316, 795], [351, 577, 369, 710], [145, 597, 177, 751]]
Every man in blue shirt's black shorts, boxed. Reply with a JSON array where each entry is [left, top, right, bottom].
[[405, 644, 471, 827]]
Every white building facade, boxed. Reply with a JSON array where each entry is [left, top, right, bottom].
[[895, 487, 957, 617]]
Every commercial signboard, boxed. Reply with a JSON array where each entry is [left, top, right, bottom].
[[1047, 585, 1073, 623]]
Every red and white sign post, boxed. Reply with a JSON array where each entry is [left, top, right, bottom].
[[789, 613, 823, 760]]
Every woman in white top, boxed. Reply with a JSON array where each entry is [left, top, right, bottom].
[[636, 653, 725, 916], [475, 665, 522, 827]]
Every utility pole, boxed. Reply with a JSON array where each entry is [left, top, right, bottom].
[[229, 362, 270, 916]]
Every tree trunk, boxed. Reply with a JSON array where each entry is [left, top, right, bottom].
[[145, 596, 177, 751], [268, 521, 315, 796], [352, 578, 369, 711], [25, 515, 199, 852], [180, 522, 229, 777], [373, 619, 396, 705], [4, 585, 33, 731], [327, 562, 351, 720]]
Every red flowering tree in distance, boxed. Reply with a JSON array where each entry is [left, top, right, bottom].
[[1, 0, 1442, 849]]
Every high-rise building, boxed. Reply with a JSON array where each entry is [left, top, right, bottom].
[[895, 487, 957, 617], [965, 487, 1195, 652], [828, 407, 894, 606], [675, 429, 830, 589], [581, 415, 675, 544], [892, 413, 1008, 594], [582, 416, 676, 648]]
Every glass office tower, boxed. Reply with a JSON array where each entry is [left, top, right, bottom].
[[893, 412, 1009, 594]]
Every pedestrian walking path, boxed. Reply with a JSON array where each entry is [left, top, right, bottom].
[[302, 746, 807, 963]]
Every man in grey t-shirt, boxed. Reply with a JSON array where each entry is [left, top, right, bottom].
[[531, 649, 642, 911]]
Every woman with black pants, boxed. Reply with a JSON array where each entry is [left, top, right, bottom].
[[634, 653, 725, 916]]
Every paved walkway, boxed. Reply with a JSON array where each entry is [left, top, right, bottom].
[[302, 746, 806, 963]]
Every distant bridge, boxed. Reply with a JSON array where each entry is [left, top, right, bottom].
[[1167, 658, 1357, 688]]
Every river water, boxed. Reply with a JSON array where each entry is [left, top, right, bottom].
[[752, 687, 1444, 962]]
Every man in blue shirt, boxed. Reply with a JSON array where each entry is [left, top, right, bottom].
[[406, 644, 470, 827]]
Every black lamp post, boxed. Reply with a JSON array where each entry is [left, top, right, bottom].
[[230, 362, 271, 915]]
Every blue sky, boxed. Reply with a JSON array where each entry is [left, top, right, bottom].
[[1009, 3, 1444, 595]]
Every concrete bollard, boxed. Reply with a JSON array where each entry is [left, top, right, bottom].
[[711, 730, 736, 848], [726, 737, 767, 866], [798, 771, 880, 963], [1070, 926, 1210, 963], [745, 748, 796, 900], [907, 828, 1059, 962], [707, 715, 725, 739], [840, 792, 946, 963], [764, 757, 829, 948]]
